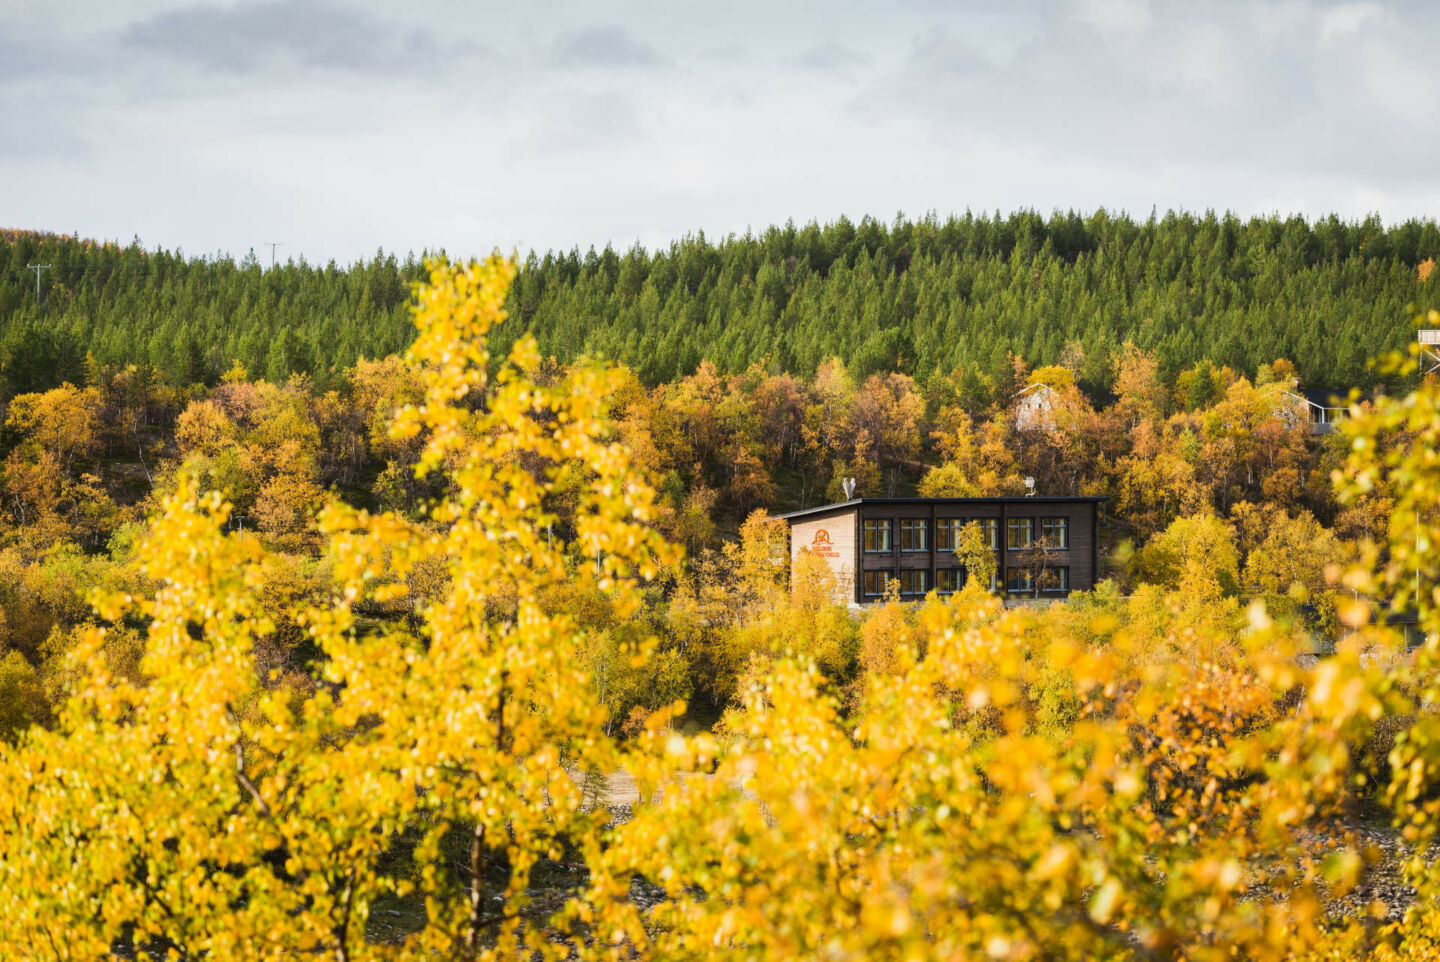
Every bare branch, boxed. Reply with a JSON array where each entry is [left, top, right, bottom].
[[226, 703, 272, 818]]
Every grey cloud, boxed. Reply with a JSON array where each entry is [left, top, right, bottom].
[[0, 32, 102, 161], [698, 42, 748, 62], [864, 1, 1440, 183], [548, 26, 667, 69], [515, 93, 648, 155], [122, 0, 444, 75], [8, 0, 1440, 265], [797, 41, 869, 76], [0, 36, 48, 82], [0, 111, 92, 161], [0, 30, 110, 86]]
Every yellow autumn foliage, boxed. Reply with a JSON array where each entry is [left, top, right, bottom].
[[0, 255, 676, 960], [4, 264, 1440, 962]]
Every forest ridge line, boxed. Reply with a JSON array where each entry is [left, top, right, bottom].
[[2, 209, 1437, 397]]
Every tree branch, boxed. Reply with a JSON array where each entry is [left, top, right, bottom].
[[333, 863, 358, 962], [226, 704, 272, 818], [465, 822, 488, 957]]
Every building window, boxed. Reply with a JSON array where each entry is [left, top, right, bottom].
[[1006, 518, 1033, 550], [862, 570, 891, 597], [900, 518, 928, 552], [1040, 517, 1069, 549], [1005, 566, 1069, 594], [863, 519, 892, 553], [935, 568, 963, 593], [1041, 566, 1070, 593], [938, 518, 998, 550], [899, 569, 928, 596]]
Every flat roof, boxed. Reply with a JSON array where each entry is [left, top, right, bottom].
[[1288, 387, 1355, 408], [773, 496, 1108, 522]]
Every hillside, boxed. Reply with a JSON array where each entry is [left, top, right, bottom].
[[4, 210, 1438, 396]]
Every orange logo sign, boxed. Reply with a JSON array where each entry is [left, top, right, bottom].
[[809, 528, 839, 558]]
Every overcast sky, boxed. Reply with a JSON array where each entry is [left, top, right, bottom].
[[2, 0, 1437, 265]]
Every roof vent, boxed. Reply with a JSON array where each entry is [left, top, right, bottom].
[[842, 477, 856, 500]]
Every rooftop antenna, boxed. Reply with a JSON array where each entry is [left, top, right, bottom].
[[262, 241, 285, 270], [1024, 477, 1036, 496], [26, 263, 51, 302], [842, 477, 856, 500], [1421, 328, 1440, 375]]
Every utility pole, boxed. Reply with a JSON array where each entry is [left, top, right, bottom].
[[262, 241, 284, 270], [26, 263, 51, 302]]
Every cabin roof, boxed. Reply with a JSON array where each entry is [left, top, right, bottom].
[[1300, 387, 1350, 408], [773, 496, 1109, 522], [1284, 388, 1353, 409], [1014, 382, 1054, 398]]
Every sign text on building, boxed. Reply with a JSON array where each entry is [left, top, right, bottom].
[[809, 528, 839, 558]]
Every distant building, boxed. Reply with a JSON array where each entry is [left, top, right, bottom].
[[1280, 387, 1349, 435], [775, 496, 1107, 605], [1013, 383, 1057, 432]]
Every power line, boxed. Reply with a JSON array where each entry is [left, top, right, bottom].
[[26, 263, 51, 302], [262, 241, 285, 270]]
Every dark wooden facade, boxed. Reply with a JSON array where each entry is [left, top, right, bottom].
[[779, 497, 1105, 605]]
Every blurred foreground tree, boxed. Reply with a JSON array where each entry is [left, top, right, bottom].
[[0, 256, 675, 959]]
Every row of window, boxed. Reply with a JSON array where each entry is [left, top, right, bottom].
[[862, 517, 1069, 553], [862, 567, 1072, 597]]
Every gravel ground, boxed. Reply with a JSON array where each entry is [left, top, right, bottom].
[[1322, 822, 1420, 923]]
